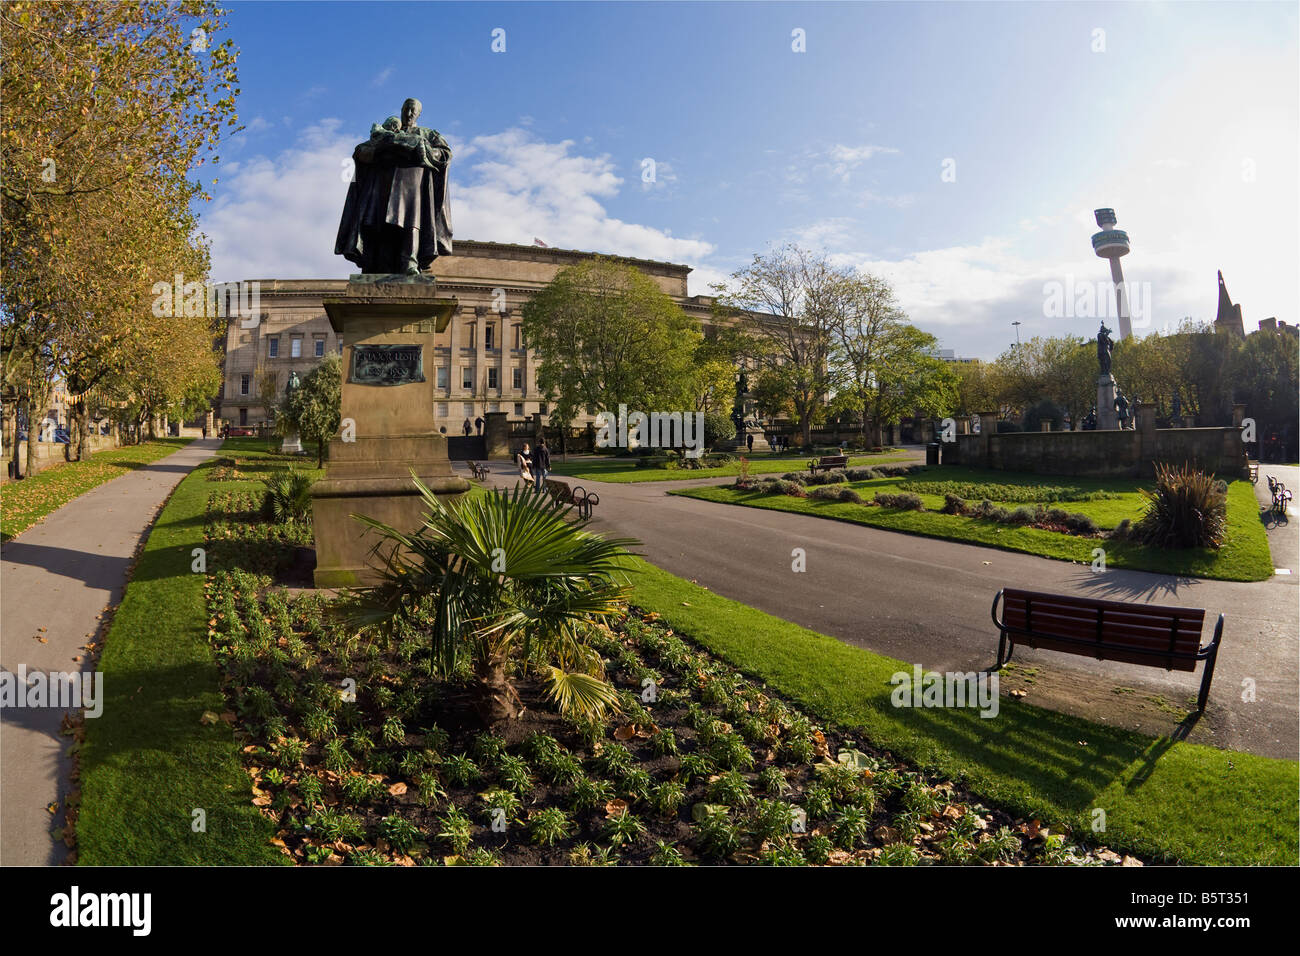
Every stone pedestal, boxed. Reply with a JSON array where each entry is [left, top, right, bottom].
[[1096, 374, 1119, 430], [727, 426, 770, 454], [310, 281, 470, 589], [281, 430, 304, 454]]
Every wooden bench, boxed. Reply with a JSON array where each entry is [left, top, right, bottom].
[[809, 454, 849, 474], [991, 588, 1225, 712], [467, 460, 489, 481]]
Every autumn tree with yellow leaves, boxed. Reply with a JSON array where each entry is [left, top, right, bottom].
[[1, 1, 239, 473]]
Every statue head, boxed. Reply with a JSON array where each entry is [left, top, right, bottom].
[[401, 97, 422, 130]]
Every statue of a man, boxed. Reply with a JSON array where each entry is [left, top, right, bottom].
[[335, 97, 453, 275], [1097, 322, 1114, 377], [285, 370, 301, 395]]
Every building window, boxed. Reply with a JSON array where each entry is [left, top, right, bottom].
[[437, 402, 448, 417], [290, 337, 302, 358], [314, 337, 325, 357], [487, 367, 498, 390], [338, 340, 344, 355], [462, 367, 473, 390], [489, 402, 500, 412], [484, 324, 495, 350], [539, 403, 548, 416], [239, 407, 248, 425], [268, 337, 279, 358], [514, 403, 524, 417], [240, 374, 250, 395], [512, 367, 523, 390], [463, 402, 474, 417], [436, 366, 449, 389]]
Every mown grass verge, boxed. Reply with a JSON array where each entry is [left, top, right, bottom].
[[546, 451, 912, 483], [76, 452, 287, 865], [622, 556, 1298, 865], [1, 438, 194, 542], [675, 469, 1271, 581]]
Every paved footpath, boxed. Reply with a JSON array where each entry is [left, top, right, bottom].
[[1, 438, 221, 865], [472, 454, 1298, 759]]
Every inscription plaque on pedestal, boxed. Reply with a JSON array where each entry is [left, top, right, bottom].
[[350, 344, 425, 386]]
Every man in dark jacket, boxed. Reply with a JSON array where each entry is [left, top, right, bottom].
[[533, 438, 551, 492]]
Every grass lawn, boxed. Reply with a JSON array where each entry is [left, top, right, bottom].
[[547, 450, 913, 483], [1, 437, 194, 542], [675, 466, 1273, 582], [621, 556, 1298, 865], [76, 444, 294, 865]]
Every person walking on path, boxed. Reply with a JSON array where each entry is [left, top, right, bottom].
[[746, 433, 754, 452], [475, 416, 484, 436], [462, 418, 472, 437], [532, 438, 551, 492], [517, 442, 533, 483]]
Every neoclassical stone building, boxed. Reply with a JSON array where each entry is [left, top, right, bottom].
[[218, 241, 724, 431]]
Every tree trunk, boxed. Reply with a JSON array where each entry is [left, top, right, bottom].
[[473, 652, 522, 726]]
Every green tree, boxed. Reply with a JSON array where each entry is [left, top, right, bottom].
[[859, 324, 958, 445], [283, 356, 342, 467], [1231, 328, 1298, 451], [520, 257, 701, 431], [714, 245, 838, 447]]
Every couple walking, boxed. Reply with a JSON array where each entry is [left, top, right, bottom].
[[516, 438, 551, 492]]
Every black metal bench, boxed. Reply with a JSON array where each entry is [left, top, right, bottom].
[[1267, 475, 1292, 514], [809, 454, 849, 474], [991, 588, 1225, 712], [572, 485, 599, 520]]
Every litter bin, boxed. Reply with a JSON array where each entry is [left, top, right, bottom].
[[926, 442, 940, 465]]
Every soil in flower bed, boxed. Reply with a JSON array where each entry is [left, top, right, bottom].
[[203, 490, 1146, 866]]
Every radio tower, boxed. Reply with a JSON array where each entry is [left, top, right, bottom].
[[1091, 208, 1133, 340]]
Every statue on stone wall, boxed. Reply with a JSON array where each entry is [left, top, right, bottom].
[[1096, 322, 1114, 377], [335, 97, 453, 275]]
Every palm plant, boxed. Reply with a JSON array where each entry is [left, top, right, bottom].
[[350, 478, 638, 725], [262, 468, 314, 523]]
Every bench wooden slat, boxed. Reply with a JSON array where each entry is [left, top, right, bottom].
[[992, 587, 1225, 708]]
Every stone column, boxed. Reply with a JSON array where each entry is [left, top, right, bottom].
[[1097, 374, 1119, 430], [484, 411, 510, 459], [1232, 403, 1247, 427]]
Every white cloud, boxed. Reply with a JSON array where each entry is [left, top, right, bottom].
[[204, 124, 715, 285], [371, 66, 394, 88]]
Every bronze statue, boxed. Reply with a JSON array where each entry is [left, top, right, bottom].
[[335, 98, 453, 275], [1097, 322, 1114, 377]]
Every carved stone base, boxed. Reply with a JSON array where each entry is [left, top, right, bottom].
[[1096, 374, 1120, 430], [310, 283, 469, 588]]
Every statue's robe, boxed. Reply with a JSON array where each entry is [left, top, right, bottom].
[[335, 122, 453, 273]]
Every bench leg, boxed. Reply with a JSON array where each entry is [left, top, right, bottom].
[[994, 630, 1014, 670], [1196, 640, 1221, 713]]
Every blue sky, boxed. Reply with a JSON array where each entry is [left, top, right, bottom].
[[205, 1, 1299, 359]]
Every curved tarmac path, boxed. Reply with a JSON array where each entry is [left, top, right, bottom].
[[1, 438, 221, 865], [476, 454, 1298, 759]]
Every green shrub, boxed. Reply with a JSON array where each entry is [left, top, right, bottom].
[[261, 468, 314, 523], [1132, 462, 1228, 549], [941, 493, 968, 515], [898, 479, 1119, 503], [873, 491, 924, 511], [844, 467, 876, 481]]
